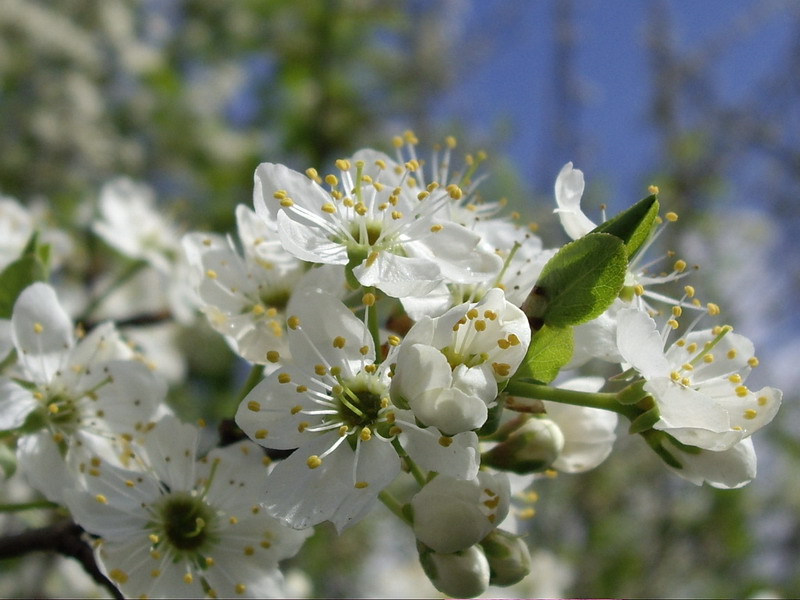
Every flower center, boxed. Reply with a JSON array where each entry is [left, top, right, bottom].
[[333, 373, 388, 429], [157, 492, 215, 552]]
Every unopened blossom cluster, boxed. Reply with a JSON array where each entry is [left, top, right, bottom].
[[0, 133, 782, 598]]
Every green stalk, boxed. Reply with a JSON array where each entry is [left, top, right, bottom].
[[80, 259, 148, 321], [0, 500, 59, 513], [504, 380, 639, 421], [378, 490, 411, 525]]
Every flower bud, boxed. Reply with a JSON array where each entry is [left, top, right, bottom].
[[418, 543, 490, 599], [480, 528, 532, 587], [411, 472, 510, 553], [482, 416, 565, 474]]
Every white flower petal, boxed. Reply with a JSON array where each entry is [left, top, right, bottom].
[[12, 282, 74, 382], [0, 378, 37, 430], [553, 162, 596, 239], [667, 437, 757, 489], [616, 308, 670, 378]]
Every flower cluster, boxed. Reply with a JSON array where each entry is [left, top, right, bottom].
[[0, 133, 782, 598]]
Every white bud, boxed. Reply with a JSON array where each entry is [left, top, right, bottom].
[[419, 544, 490, 599], [411, 472, 510, 553]]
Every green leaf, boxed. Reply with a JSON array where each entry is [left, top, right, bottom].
[[514, 325, 573, 384], [591, 194, 660, 257], [533, 233, 627, 328], [0, 234, 50, 319]]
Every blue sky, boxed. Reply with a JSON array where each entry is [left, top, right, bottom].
[[438, 0, 795, 208]]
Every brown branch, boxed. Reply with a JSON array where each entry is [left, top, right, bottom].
[[0, 519, 123, 599]]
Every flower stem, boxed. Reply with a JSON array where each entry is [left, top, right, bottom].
[[366, 287, 381, 362], [0, 500, 59, 513], [391, 438, 427, 487], [79, 259, 148, 321], [504, 380, 638, 420], [237, 364, 265, 403], [378, 490, 411, 525]]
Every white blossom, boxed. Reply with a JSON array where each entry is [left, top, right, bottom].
[[64, 416, 310, 599]]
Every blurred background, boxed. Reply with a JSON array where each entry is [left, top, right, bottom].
[[1, 0, 799, 597]]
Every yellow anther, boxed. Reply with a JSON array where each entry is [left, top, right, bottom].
[[375, 159, 387, 170], [748, 357, 759, 367], [254, 429, 268, 439], [703, 353, 714, 363], [273, 190, 287, 199], [389, 425, 402, 436], [243, 546, 255, 556], [235, 584, 246, 595], [355, 481, 369, 489], [507, 334, 521, 346], [33, 322, 44, 334], [150, 549, 161, 559], [728, 374, 743, 384], [388, 335, 401, 346], [247, 401, 261, 412], [681, 363, 694, 371], [430, 224, 443, 233], [672, 306, 683, 317], [417, 191, 430, 201], [109, 569, 129, 584], [674, 260, 687, 272], [314, 364, 327, 375], [266, 351, 280, 363], [205, 556, 215, 567], [667, 319, 679, 329], [360, 427, 372, 441], [447, 185, 463, 200], [354, 202, 368, 216], [758, 396, 768, 406], [683, 285, 695, 298], [665, 211, 679, 222], [148, 533, 160, 544], [331, 366, 342, 376], [288, 316, 301, 329], [392, 135, 404, 148], [474, 319, 487, 331], [687, 342, 698, 353], [492, 363, 511, 377], [338, 425, 349, 437], [707, 303, 721, 316], [735, 386, 749, 398], [466, 308, 479, 320], [206, 269, 218, 279], [403, 130, 419, 144], [438, 436, 454, 447], [333, 336, 346, 349], [681, 377, 691, 386], [670, 371, 681, 381], [335, 159, 351, 171], [648, 184, 660, 195], [183, 573, 193, 585], [291, 405, 303, 415], [229, 516, 239, 524], [48, 403, 59, 414], [307, 455, 322, 469], [297, 421, 309, 432], [497, 338, 510, 349], [296, 385, 308, 393], [305, 167, 321, 183], [280, 198, 294, 208], [484, 310, 498, 320], [362, 292, 376, 306], [727, 349, 737, 359], [321, 202, 336, 214], [634, 284, 645, 296], [445, 135, 457, 148], [95, 494, 108, 504], [151, 568, 161, 578], [278, 373, 291, 384], [359, 345, 369, 356], [518, 507, 536, 520], [743, 409, 758, 420], [52, 432, 64, 443]]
